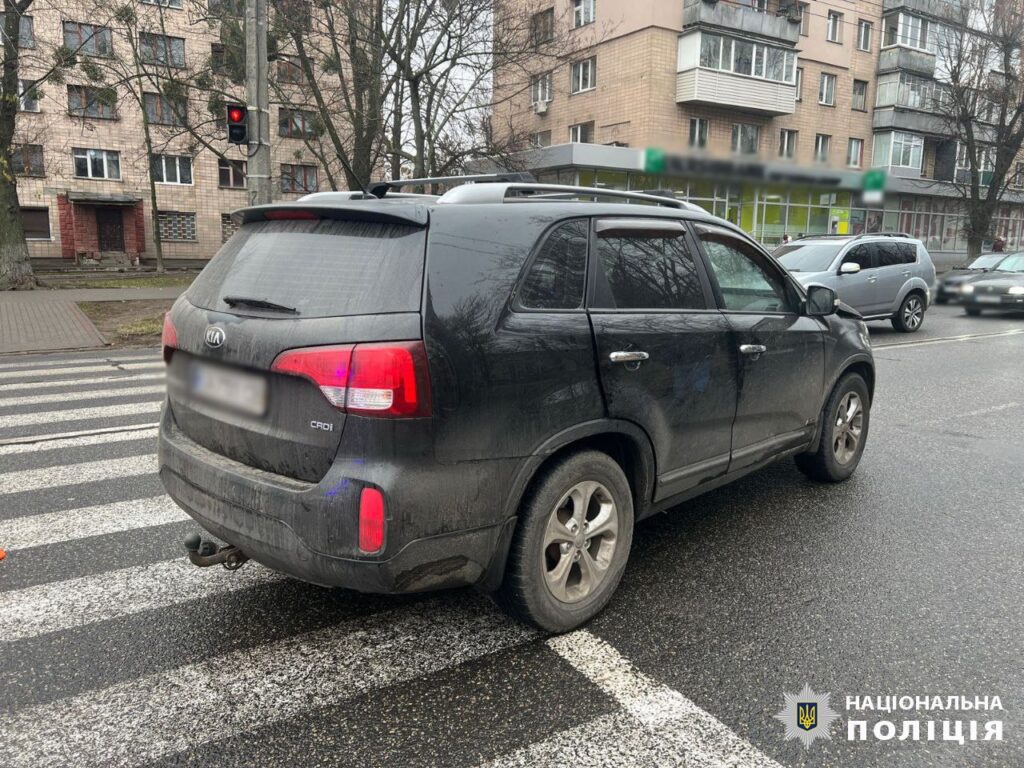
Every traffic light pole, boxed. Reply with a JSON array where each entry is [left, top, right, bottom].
[[245, 0, 272, 206]]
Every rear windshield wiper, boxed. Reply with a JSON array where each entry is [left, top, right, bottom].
[[222, 295, 299, 314]]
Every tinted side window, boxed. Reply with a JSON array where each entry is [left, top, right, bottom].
[[877, 242, 916, 267], [519, 219, 588, 309], [700, 233, 793, 312], [595, 231, 705, 310], [842, 244, 875, 270], [899, 243, 918, 264]]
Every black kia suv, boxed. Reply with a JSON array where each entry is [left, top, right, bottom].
[[159, 178, 875, 632]]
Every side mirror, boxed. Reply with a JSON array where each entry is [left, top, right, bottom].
[[839, 262, 861, 275], [805, 284, 838, 316]]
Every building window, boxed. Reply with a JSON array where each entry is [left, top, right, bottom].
[[883, 13, 930, 51], [795, 67, 803, 101], [569, 121, 594, 142], [144, 92, 186, 126], [279, 108, 317, 138], [699, 34, 796, 85], [847, 138, 864, 168], [18, 79, 38, 112], [158, 211, 197, 241], [818, 72, 836, 105], [139, 32, 185, 68], [63, 22, 113, 57], [208, 0, 243, 15], [141, 0, 184, 8], [798, 3, 809, 36], [689, 118, 709, 149], [530, 131, 552, 148], [570, 57, 596, 93], [68, 85, 116, 119], [281, 163, 317, 193], [731, 123, 759, 155], [852, 79, 867, 111], [0, 13, 34, 48], [276, 55, 305, 84], [573, 0, 595, 28], [218, 158, 247, 188], [12, 144, 44, 176], [1014, 162, 1024, 188], [531, 8, 554, 44], [891, 131, 924, 168], [814, 134, 831, 163], [150, 154, 193, 184], [530, 72, 552, 104], [211, 43, 227, 74], [20, 207, 50, 239], [857, 20, 872, 51], [220, 213, 239, 243], [72, 147, 120, 180], [826, 11, 842, 43], [779, 129, 797, 159]]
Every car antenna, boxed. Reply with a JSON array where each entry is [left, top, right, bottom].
[[334, 153, 371, 198]]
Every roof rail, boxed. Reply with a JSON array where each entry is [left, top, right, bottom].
[[367, 172, 535, 199], [793, 231, 913, 241], [437, 182, 705, 212], [298, 190, 436, 203]]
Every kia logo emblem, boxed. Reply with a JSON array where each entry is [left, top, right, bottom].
[[205, 326, 226, 348]]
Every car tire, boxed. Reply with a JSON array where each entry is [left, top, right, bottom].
[[795, 373, 871, 484], [965, 307, 982, 316], [891, 292, 925, 332], [498, 450, 634, 633]]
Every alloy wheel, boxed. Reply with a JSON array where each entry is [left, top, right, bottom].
[[541, 480, 619, 603], [833, 392, 864, 465], [903, 297, 923, 330]]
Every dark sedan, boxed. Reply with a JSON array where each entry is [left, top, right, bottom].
[[960, 253, 1024, 314], [936, 253, 1015, 303]]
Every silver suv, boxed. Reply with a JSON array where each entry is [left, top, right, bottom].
[[775, 234, 936, 332]]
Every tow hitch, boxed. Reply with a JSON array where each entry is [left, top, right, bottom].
[[183, 532, 250, 571]]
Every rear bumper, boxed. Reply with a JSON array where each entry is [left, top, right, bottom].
[[962, 294, 1024, 308], [158, 407, 516, 593]]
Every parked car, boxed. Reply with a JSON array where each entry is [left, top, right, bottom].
[[159, 178, 875, 632], [936, 253, 1014, 303], [774, 234, 936, 332], [960, 252, 1024, 314]]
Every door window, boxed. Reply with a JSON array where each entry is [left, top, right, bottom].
[[518, 219, 588, 309], [841, 244, 876, 270], [877, 242, 916, 266], [699, 232, 793, 312], [593, 222, 706, 310]]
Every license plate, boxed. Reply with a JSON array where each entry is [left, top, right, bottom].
[[190, 361, 267, 415], [976, 294, 1002, 304]]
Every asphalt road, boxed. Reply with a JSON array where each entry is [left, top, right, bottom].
[[1, 303, 1021, 768]]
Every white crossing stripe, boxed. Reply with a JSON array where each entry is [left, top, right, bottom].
[[0, 454, 156, 495], [0, 362, 165, 381], [0, 496, 187, 551], [0, 355, 160, 371], [506, 630, 785, 768], [0, 374, 165, 394], [0, 597, 536, 768], [0, 557, 281, 642], [1, 384, 166, 408], [0, 424, 158, 449], [0, 401, 161, 429]]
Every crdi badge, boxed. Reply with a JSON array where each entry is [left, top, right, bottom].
[[775, 683, 841, 748]]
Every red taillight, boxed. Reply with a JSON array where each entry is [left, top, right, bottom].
[[263, 210, 319, 220], [358, 487, 385, 553], [161, 313, 177, 364], [270, 341, 431, 417]]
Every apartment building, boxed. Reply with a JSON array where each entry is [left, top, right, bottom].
[[495, 0, 1024, 258], [9, 0, 327, 265]]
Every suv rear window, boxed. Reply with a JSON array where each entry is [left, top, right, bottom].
[[187, 219, 426, 318]]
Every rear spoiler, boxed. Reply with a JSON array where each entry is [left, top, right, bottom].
[[232, 202, 429, 227]]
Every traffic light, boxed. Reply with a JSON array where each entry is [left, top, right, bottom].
[[226, 103, 247, 145]]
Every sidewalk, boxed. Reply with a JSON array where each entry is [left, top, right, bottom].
[[0, 286, 187, 355]]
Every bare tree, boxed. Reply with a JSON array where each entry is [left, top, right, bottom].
[[931, 0, 1024, 258]]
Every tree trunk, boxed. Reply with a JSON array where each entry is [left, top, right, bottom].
[[139, 102, 165, 274], [0, 172, 35, 289], [966, 234, 984, 260]]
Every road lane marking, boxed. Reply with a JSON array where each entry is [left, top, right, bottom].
[[0, 556, 282, 642], [0, 385, 166, 408], [0, 454, 156, 495], [536, 630, 784, 768], [874, 327, 1024, 349], [0, 355, 160, 372], [0, 496, 187, 551], [0, 401, 161, 429], [0, 424, 159, 448], [0, 362, 165, 381], [0, 374, 165, 395], [0, 597, 536, 768]]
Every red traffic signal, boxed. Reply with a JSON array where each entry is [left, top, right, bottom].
[[226, 103, 248, 145]]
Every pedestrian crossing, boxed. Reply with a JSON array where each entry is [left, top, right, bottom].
[[0, 348, 781, 767]]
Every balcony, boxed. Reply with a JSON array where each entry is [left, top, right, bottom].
[[873, 106, 946, 135], [882, 0, 949, 16], [878, 46, 935, 77], [677, 68, 796, 115], [682, 0, 800, 45]]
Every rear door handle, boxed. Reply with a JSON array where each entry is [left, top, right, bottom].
[[609, 351, 650, 363], [739, 344, 767, 359]]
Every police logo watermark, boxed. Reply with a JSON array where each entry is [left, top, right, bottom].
[[775, 683, 840, 748]]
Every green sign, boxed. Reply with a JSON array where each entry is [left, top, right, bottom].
[[862, 168, 886, 191], [643, 148, 666, 175]]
